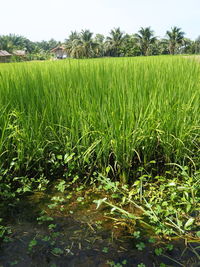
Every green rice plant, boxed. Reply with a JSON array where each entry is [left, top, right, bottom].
[[0, 56, 199, 182]]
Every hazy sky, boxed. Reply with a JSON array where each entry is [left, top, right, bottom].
[[1, 0, 200, 41]]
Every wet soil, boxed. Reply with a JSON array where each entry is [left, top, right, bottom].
[[0, 188, 200, 267]]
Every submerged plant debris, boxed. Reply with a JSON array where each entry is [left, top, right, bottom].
[[0, 183, 200, 267]]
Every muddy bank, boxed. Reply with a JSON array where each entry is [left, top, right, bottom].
[[0, 189, 200, 267]]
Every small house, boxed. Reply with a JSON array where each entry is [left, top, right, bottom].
[[0, 50, 12, 63], [51, 45, 67, 59], [13, 50, 26, 57], [12, 50, 26, 61]]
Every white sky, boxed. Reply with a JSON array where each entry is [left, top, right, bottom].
[[1, 0, 200, 41]]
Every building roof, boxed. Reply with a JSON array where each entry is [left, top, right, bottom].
[[13, 50, 26, 56], [0, 50, 12, 56], [51, 45, 66, 52]]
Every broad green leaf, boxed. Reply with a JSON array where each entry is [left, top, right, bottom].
[[184, 218, 195, 229]]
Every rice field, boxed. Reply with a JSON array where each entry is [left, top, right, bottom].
[[1, 56, 200, 266], [0, 56, 199, 180]]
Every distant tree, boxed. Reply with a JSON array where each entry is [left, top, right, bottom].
[[1, 27, 198, 60], [65, 31, 80, 42], [80, 29, 93, 42], [35, 39, 60, 52], [0, 35, 12, 51], [135, 27, 157, 56], [166, 27, 185, 55], [66, 29, 99, 58], [150, 40, 162, 55], [194, 36, 200, 54], [94, 34, 105, 44], [94, 34, 105, 57], [105, 27, 125, 56], [65, 31, 80, 57], [179, 38, 194, 54], [150, 39, 169, 55], [0, 34, 32, 52], [48, 39, 60, 50], [120, 34, 141, 57]]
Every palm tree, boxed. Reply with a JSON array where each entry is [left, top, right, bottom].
[[194, 36, 200, 54], [94, 34, 105, 57], [166, 27, 185, 55], [0, 34, 34, 53], [65, 31, 80, 57], [105, 27, 125, 56], [135, 27, 156, 56], [0, 35, 12, 52], [180, 38, 193, 54], [66, 30, 99, 58], [79, 29, 99, 58], [66, 31, 80, 42]]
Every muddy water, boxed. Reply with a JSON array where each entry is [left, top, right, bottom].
[[0, 189, 200, 267]]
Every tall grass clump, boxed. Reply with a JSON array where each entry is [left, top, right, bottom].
[[0, 56, 199, 182]]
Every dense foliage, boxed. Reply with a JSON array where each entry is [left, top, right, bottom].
[[0, 56, 199, 182], [0, 27, 200, 59]]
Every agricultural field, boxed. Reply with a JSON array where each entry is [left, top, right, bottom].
[[0, 56, 200, 266]]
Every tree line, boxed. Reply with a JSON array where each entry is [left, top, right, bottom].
[[0, 27, 200, 59]]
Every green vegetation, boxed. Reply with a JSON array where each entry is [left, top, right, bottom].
[[0, 56, 200, 265], [166, 27, 185, 55], [1, 26, 200, 61], [0, 56, 199, 178]]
